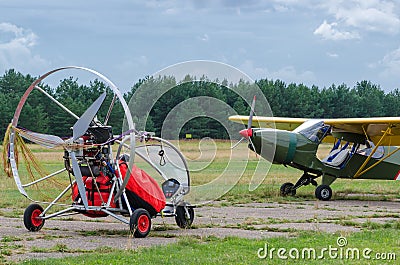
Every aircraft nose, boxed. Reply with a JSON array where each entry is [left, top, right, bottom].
[[239, 128, 253, 138], [253, 129, 298, 165]]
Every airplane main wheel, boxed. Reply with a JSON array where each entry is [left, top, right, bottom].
[[280, 182, 296, 196], [24, 204, 45, 232], [175, 206, 194, 228], [315, 185, 332, 201], [130, 208, 151, 238]]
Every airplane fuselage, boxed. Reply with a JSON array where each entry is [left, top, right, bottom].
[[250, 127, 400, 181]]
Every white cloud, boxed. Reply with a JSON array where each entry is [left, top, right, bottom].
[[273, 4, 289, 12], [0, 22, 37, 47], [0, 22, 49, 73], [318, 0, 400, 35], [164, 8, 179, 15], [314, 20, 360, 40], [377, 46, 400, 77], [198, 33, 209, 42], [342, 6, 399, 34], [327, 52, 339, 58]]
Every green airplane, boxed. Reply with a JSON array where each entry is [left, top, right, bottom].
[[230, 98, 400, 200]]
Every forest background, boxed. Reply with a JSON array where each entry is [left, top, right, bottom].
[[1, 69, 399, 140]]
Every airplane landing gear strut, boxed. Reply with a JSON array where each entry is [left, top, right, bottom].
[[280, 172, 319, 196]]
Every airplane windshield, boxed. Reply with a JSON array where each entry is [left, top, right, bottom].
[[294, 120, 330, 143]]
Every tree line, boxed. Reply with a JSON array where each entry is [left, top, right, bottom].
[[1, 69, 399, 140]]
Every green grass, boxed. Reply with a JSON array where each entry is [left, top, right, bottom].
[[1, 236, 22, 243], [336, 219, 400, 230], [20, 229, 400, 265], [2, 141, 400, 264], [77, 229, 131, 237], [2, 142, 400, 210]]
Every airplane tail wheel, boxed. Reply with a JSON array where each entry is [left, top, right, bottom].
[[315, 185, 332, 201], [175, 206, 194, 229], [130, 208, 151, 238], [24, 204, 45, 232], [280, 182, 296, 196]]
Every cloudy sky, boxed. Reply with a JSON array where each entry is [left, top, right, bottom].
[[0, 0, 399, 92]]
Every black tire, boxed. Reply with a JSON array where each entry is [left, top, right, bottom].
[[23, 204, 45, 232], [280, 182, 296, 196], [315, 185, 332, 201], [130, 208, 151, 238], [175, 206, 194, 229]]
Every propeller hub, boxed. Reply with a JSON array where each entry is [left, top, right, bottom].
[[239, 128, 253, 138]]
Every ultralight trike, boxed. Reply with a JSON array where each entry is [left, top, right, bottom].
[[4, 66, 194, 238]]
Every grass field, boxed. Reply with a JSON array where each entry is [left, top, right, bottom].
[[1, 140, 400, 264], [2, 140, 400, 208], [18, 229, 400, 265]]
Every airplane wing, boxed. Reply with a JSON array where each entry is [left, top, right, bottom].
[[228, 115, 306, 131], [324, 117, 400, 146], [229, 115, 400, 146]]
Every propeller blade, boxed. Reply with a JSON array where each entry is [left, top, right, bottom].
[[72, 92, 106, 141], [247, 95, 256, 129], [16, 128, 65, 149], [70, 151, 88, 209], [231, 137, 245, 149]]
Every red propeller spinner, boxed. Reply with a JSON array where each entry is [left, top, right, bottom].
[[239, 128, 253, 138]]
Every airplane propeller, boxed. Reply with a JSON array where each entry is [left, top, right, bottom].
[[14, 92, 107, 210], [72, 93, 106, 141], [232, 95, 257, 152], [67, 92, 106, 209]]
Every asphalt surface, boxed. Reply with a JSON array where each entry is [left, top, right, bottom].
[[1, 199, 399, 262]]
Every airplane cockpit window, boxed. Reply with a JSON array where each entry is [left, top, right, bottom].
[[294, 120, 330, 143]]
